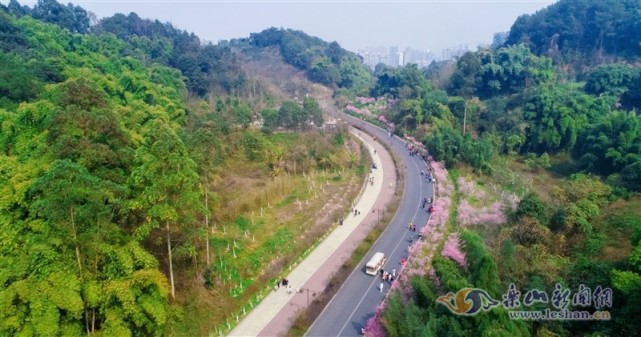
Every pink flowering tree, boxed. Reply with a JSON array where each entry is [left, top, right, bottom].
[[431, 161, 448, 183], [456, 175, 514, 226], [458, 176, 475, 197], [458, 199, 507, 226], [441, 233, 467, 267], [363, 315, 386, 337], [356, 96, 376, 105]]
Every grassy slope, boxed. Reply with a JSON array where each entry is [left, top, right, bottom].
[[168, 51, 370, 335]]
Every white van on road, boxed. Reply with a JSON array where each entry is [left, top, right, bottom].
[[365, 252, 386, 275]]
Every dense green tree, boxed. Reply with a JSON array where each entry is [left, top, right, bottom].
[[0, 267, 85, 336], [303, 96, 323, 127], [261, 107, 279, 130], [423, 126, 494, 171], [371, 64, 427, 100], [476, 44, 554, 98], [0, 53, 40, 103], [6, 0, 30, 17], [276, 100, 307, 129], [326, 41, 344, 64], [337, 57, 372, 94], [523, 84, 610, 153], [249, 27, 284, 48], [461, 231, 501, 296], [232, 100, 253, 128], [31, 0, 90, 33], [94, 11, 245, 96], [584, 63, 639, 96], [310, 57, 340, 86], [0, 156, 169, 336], [421, 86, 449, 120], [0, 11, 28, 52], [575, 110, 641, 175], [506, 0, 641, 65], [515, 192, 546, 222], [371, 65, 401, 98], [448, 51, 481, 98], [30, 160, 122, 274], [129, 120, 202, 299], [46, 78, 133, 180], [622, 72, 641, 111], [621, 160, 641, 192]]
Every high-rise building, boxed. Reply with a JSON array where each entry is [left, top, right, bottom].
[[388, 46, 399, 66]]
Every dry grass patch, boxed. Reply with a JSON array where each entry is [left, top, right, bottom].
[[171, 159, 367, 335]]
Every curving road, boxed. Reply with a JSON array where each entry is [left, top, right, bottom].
[[306, 114, 434, 337]]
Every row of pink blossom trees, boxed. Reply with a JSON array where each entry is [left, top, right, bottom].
[[441, 233, 466, 267], [356, 96, 377, 104], [363, 158, 454, 337], [363, 157, 526, 336], [345, 104, 373, 117]]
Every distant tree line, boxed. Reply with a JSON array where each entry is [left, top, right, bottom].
[[505, 0, 641, 67], [242, 27, 372, 94]]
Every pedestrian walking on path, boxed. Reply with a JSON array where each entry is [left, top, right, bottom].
[[379, 282, 384, 293]]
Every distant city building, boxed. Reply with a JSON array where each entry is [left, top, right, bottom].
[[356, 46, 388, 68], [388, 46, 399, 66], [441, 44, 469, 61], [356, 45, 457, 69], [403, 47, 434, 67]]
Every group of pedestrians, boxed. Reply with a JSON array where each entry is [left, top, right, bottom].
[[274, 278, 292, 294], [421, 195, 434, 214], [378, 267, 396, 284], [420, 168, 435, 183], [407, 143, 420, 157], [407, 222, 417, 232], [421, 196, 431, 209]]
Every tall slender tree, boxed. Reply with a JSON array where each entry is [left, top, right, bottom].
[[129, 120, 202, 299]]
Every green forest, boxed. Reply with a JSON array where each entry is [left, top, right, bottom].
[[2, 0, 641, 336], [0, 1, 372, 336]]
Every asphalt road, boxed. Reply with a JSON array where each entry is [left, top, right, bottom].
[[306, 115, 434, 337]]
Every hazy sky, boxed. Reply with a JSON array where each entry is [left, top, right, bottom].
[[14, 0, 556, 53]]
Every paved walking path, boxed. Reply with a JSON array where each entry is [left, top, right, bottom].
[[228, 128, 397, 337]]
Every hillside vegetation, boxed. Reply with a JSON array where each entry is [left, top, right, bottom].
[[506, 0, 641, 68], [3, 0, 641, 336], [0, 1, 374, 336], [341, 0, 641, 336]]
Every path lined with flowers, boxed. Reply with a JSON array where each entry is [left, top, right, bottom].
[[363, 160, 522, 336], [362, 155, 454, 335]]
